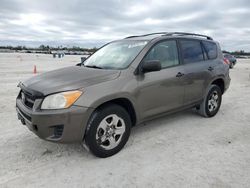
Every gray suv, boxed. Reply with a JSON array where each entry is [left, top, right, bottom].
[[16, 32, 230, 157]]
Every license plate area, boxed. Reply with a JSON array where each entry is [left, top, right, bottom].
[[18, 113, 26, 125]]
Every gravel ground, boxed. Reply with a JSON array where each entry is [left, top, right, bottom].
[[0, 53, 250, 188]]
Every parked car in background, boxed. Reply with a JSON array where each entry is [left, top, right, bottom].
[[16, 32, 230, 158], [223, 53, 237, 68]]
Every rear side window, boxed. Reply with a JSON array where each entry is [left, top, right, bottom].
[[202, 41, 217, 59], [180, 40, 204, 63]]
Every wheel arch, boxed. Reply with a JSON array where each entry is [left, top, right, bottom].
[[211, 78, 225, 94], [92, 97, 137, 127]]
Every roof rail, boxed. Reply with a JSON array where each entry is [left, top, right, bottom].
[[125, 32, 168, 39], [163, 32, 213, 40], [125, 32, 213, 40]]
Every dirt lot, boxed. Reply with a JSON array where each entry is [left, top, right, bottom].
[[0, 53, 250, 188]]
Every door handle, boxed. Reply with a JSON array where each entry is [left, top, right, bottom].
[[176, 72, 184, 78], [208, 66, 214, 71]]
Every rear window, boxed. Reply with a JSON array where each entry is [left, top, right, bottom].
[[180, 40, 204, 63], [202, 41, 217, 59]]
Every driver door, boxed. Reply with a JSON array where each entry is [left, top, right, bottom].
[[136, 40, 185, 120]]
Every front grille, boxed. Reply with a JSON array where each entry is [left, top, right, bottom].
[[18, 83, 44, 109], [20, 90, 36, 109]]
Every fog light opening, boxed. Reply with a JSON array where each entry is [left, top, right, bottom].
[[33, 125, 38, 131], [52, 125, 64, 139]]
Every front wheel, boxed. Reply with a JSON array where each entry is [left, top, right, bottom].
[[84, 104, 131, 158], [197, 84, 222, 117]]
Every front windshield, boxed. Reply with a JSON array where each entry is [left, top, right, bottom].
[[83, 40, 148, 69]]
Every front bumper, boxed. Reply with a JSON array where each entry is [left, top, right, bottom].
[[16, 98, 94, 143]]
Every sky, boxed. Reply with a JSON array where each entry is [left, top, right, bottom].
[[0, 0, 250, 51]]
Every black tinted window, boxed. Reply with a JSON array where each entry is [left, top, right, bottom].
[[144, 40, 179, 68], [202, 41, 217, 59], [180, 40, 204, 63]]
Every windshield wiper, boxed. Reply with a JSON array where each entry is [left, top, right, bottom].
[[84, 65, 103, 69]]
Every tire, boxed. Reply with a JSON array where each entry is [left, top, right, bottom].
[[229, 62, 234, 69], [84, 104, 131, 158], [197, 84, 222, 117]]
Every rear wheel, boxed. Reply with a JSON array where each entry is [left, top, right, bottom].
[[230, 62, 234, 69], [84, 104, 131, 158], [197, 84, 222, 117]]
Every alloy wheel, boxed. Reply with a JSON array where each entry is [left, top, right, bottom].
[[95, 114, 126, 150]]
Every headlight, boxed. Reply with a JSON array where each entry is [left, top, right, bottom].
[[41, 90, 82, 110]]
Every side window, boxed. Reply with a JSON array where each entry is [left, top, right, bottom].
[[180, 40, 204, 63], [202, 41, 217, 59], [144, 40, 179, 68]]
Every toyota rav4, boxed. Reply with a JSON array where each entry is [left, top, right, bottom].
[[16, 32, 230, 157]]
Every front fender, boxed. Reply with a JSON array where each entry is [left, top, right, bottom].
[[74, 76, 141, 122]]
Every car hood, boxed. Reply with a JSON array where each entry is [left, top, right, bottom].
[[22, 66, 120, 96]]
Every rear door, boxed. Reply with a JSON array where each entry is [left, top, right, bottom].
[[179, 39, 215, 105], [202, 40, 220, 70], [136, 40, 185, 120]]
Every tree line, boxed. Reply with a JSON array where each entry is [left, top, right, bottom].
[[0, 45, 98, 53], [222, 50, 250, 56]]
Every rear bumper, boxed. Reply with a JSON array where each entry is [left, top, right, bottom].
[[16, 98, 94, 143]]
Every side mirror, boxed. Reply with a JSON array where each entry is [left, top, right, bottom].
[[81, 57, 87, 63], [76, 57, 87, 66], [141, 60, 161, 73]]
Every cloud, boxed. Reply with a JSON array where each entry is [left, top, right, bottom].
[[0, 0, 250, 51]]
